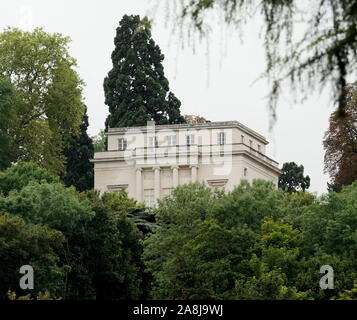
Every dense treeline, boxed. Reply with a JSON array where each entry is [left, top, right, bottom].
[[0, 162, 356, 300], [1, 13, 356, 300], [144, 181, 357, 300], [0, 162, 146, 300]]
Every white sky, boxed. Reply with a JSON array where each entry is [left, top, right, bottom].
[[0, 0, 334, 194]]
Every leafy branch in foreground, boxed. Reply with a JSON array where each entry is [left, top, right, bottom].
[[159, 0, 357, 125]]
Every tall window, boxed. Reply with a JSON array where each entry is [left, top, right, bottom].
[[217, 132, 226, 145], [244, 167, 248, 177], [258, 145, 261, 153], [144, 189, 155, 207], [149, 136, 158, 148], [249, 140, 253, 148], [118, 138, 127, 151], [186, 134, 195, 146], [167, 135, 176, 146], [241, 135, 245, 143]]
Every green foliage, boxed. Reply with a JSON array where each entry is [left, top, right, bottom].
[[144, 179, 357, 300], [281, 191, 316, 227], [91, 129, 106, 153], [301, 181, 357, 255], [279, 162, 310, 193], [0, 27, 85, 174], [210, 179, 285, 230], [234, 219, 310, 300], [0, 182, 93, 233], [6, 290, 56, 300], [335, 282, 357, 300], [0, 179, 95, 299], [0, 212, 66, 300], [83, 190, 144, 299], [62, 108, 94, 192], [127, 207, 159, 235], [0, 162, 59, 196], [0, 173, 145, 300], [144, 181, 283, 299], [104, 15, 186, 128], [235, 269, 309, 300], [101, 191, 140, 213], [0, 77, 19, 170], [1, 159, 356, 300], [144, 183, 220, 299]]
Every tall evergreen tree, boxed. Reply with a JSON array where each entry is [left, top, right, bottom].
[[104, 15, 186, 128], [62, 108, 94, 192]]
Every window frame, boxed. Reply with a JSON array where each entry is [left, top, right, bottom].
[[118, 138, 127, 151], [218, 132, 226, 145], [186, 134, 195, 146], [149, 136, 158, 148], [144, 189, 155, 207], [167, 135, 176, 146], [244, 167, 248, 177]]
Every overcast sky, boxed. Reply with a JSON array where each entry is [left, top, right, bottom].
[[0, 0, 334, 194]]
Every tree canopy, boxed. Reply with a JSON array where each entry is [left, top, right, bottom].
[[144, 180, 357, 300], [0, 27, 85, 174], [91, 129, 106, 153], [278, 162, 311, 193], [0, 212, 66, 300], [104, 15, 186, 128], [0, 162, 59, 196], [62, 108, 94, 192], [0, 77, 19, 170], [324, 83, 357, 191], [0, 163, 145, 300]]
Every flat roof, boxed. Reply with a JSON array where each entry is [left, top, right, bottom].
[[107, 121, 268, 144]]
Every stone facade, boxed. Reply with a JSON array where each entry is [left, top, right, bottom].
[[92, 121, 281, 206]]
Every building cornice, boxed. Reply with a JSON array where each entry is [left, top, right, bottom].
[[91, 146, 282, 175], [106, 121, 269, 145]]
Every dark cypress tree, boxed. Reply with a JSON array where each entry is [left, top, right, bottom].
[[104, 15, 186, 128], [62, 107, 94, 192]]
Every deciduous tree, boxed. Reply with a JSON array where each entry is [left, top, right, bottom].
[[323, 84, 357, 191], [0, 162, 59, 196], [91, 129, 106, 153], [0, 28, 85, 174], [184, 114, 208, 124], [0, 212, 66, 300], [0, 77, 19, 170], [144, 180, 357, 300]]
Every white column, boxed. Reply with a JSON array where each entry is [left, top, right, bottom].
[[171, 165, 179, 188], [153, 166, 161, 201], [190, 165, 198, 183], [135, 167, 142, 202]]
